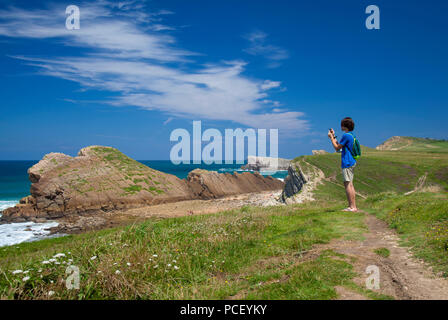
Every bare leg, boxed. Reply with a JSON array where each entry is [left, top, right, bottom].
[[344, 181, 357, 211]]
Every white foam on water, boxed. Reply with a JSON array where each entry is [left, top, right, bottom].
[[217, 168, 249, 173], [0, 200, 60, 247], [0, 221, 59, 247], [0, 200, 19, 212]]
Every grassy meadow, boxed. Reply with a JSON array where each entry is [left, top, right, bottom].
[[0, 137, 447, 299]]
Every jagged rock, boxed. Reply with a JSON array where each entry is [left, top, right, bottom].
[[281, 164, 307, 202], [312, 150, 328, 155], [1, 146, 284, 222], [187, 169, 283, 199], [241, 156, 291, 171]]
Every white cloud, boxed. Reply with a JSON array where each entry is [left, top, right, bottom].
[[163, 117, 173, 125], [243, 30, 289, 67], [260, 80, 281, 90], [0, 1, 307, 131]]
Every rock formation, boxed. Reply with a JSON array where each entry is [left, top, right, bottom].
[[241, 156, 291, 171], [187, 169, 282, 199], [281, 164, 307, 203], [1, 146, 284, 222], [312, 150, 328, 155]]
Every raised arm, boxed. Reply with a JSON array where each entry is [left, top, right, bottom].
[[328, 129, 343, 151]]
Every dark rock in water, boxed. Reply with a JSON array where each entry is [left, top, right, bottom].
[[281, 165, 307, 202]]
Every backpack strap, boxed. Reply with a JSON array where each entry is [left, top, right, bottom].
[[345, 132, 356, 159]]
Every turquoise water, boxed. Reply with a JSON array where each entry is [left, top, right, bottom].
[[0, 160, 287, 204]]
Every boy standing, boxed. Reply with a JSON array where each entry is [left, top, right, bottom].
[[328, 117, 358, 212]]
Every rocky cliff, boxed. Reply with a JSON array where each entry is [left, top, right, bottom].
[[1, 146, 284, 222], [281, 164, 307, 203]]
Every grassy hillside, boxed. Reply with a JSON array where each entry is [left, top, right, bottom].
[[366, 192, 448, 276], [294, 143, 448, 202], [1, 202, 389, 300], [0, 137, 447, 300], [376, 136, 448, 153]]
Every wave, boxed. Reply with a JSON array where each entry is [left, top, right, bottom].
[[217, 168, 287, 175], [217, 168, 249, 173], [0, 200, 19, 212], [0, 199, 61, 247], [0, 221, 59, 247]]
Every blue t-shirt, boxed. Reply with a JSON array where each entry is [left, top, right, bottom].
[[339, 132, 356, 169]]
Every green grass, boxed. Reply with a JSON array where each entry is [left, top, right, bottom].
[[379, 136, 448, 153], [373, 248, 390, 258], [0, 201, 377, 300], [293, 143, 448, 202], [2, 138, 447, 300], [365, 192, 448, 276]]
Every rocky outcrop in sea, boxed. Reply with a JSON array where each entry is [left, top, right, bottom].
[[1, 146, 284, 223], [240, 156, 291, 171]]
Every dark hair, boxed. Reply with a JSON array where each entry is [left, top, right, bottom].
[[341, 117, 355, 131]]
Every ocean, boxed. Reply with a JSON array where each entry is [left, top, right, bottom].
[[0, 160, 287, 247]]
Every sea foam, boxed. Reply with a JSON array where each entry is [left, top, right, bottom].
[[0, 200, 60, 247]]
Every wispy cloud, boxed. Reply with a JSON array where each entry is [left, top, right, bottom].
[[163, 117, 174, 125], [243, 30, 289, 68], [0, 1, 307, 131]]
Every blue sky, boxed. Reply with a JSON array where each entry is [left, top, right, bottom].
[[0, 0, 447, 160]]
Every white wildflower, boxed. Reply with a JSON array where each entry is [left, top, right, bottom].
[[48, 291, 55, 296], [53, 253, 65, 258], [115, 270, 121, 274], [127, 262, 131, 267], [22, 276, 30, 281], [174, 266, 179, 270], [12, 270, 23, 274], [90, 256, 97, 261]]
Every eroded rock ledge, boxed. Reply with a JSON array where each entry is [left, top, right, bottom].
[[1, 146, 284, 223]]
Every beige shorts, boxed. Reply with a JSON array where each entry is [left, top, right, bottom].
[[342, 164, 356, 182]]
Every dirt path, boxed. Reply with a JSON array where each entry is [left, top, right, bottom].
[[332, 211, 448, 300]]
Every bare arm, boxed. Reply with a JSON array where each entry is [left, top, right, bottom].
[[328, 129, 343, 151]]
